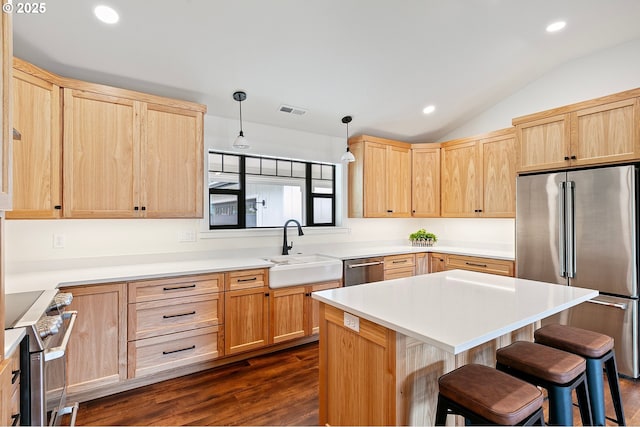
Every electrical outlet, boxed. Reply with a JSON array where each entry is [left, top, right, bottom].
[[178, 231, 196, 242], [53, 234, 65, 249], [343, 312, 360, 332]]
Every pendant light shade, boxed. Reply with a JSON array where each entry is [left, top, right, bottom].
[[340, 115, 355, 163], [232, 91, 250, 149]]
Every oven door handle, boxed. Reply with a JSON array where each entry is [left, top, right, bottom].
[[45, 311, 78, 362]]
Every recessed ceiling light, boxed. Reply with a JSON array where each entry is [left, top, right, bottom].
[[546, 21, 566, 33], [94, 5, 119, 24], [423, 105, 436, 115]]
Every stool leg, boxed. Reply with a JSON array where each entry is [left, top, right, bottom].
[[435, 394, 449, 426], [547, 385, 574, 426], [604, 354, 626, 426], [576, 377, 593, 426], [585, 357, 606, 425]]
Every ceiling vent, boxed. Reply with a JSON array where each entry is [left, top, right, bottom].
[[279, 104, 307, 116]]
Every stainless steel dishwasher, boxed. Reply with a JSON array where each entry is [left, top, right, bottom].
[[343, 257, 385, 286]]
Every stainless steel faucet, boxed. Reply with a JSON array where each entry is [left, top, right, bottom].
[[282, 219, 304, 255]]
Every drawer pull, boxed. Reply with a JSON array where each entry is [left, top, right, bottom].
[[465, 262, 488, 268], [392, 259, 408, 264], [237, 277, 258, 283], [10, 369, 19, 385], [11, 414, 19, 426], [163, 311, 196, 319], [163, 284, 197, 291], [163, 345, 196, 355]]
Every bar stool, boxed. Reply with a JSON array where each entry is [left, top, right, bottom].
[[435, 364, 545, 426], [535, 324, 625, 426], [496, 341, 593, 426]]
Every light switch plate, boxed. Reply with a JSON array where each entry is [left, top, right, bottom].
[[343, 312, 360, 332]]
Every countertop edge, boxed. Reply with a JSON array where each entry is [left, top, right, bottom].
[[5, 328, 26, 358]]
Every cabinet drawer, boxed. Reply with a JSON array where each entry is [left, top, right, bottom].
[[128, 273, 223, 303], [128, 326, 221, 378], [128, 293, 223, 340], [384, 267, 415, 280], [384, 254, 415, 270], [226, 269, 267, 291], [446, 255, 514, 277]]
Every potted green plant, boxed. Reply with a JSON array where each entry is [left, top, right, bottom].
[[409, 229, 437, 247]]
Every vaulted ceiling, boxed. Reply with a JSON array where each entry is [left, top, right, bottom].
[[13, 0, 640, 142]]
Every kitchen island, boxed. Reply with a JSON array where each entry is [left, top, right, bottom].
[[312, 269, 598, 426]]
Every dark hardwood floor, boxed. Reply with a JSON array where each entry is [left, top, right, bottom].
[[75, 341, 640, 426], [75, 343, 319, 426]]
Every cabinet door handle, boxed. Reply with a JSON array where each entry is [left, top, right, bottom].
[[386, 210, 393, 213], [163, 284, 197, 291], [564, 156, 570, 161], [265, 292, 270, 297], [465, 261, 488, 268], [392, 260, 408, 264], [11, 414, 19, 426], [237, 277, 258, 282], [11, 369, 19, 385], [141, 206, 146, 211], [163, 345, 196, 355], [163, 311, 196, 319], [570, 155, 577, 160], [54, 205, 62, 210]]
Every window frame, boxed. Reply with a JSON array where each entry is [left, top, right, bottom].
[[208, 151, 336, 230]]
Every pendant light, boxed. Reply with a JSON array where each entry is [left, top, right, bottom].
[[340, 115, 355, 163], [232, 91, 249, 149]]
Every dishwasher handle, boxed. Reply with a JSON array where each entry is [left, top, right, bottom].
[[347, 261, 384, 268]]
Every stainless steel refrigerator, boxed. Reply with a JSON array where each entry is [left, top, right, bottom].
[[516, 164, 638, 378]]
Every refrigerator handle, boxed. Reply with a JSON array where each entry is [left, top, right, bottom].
[[559, 181, 566, 278], [566, 181, 576, 279]]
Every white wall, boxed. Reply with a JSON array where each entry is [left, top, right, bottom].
[[9, 38, 640, 266], [440, 38, 640, 141]]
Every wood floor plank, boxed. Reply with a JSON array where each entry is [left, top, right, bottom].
[[74, 341, 640, 426]]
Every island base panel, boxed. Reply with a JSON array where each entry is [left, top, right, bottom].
[[319, 303, 535, 426]]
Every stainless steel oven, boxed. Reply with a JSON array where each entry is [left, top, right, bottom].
[[5, 290, 78, 426]]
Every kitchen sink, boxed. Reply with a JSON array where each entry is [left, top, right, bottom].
[[265, 254, 343, 288]]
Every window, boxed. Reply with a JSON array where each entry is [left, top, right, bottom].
[[208, 152, 335, 229]]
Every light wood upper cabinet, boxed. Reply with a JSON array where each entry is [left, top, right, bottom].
[[9, 68, 61, 218], [441, 139, 480, 217], [411, 146, 440, 217], [514, 89, 640, 172], [348, 135, 412, 218], [571, 98, 639, 167], [479, 132, 516, 217], [63, 89, 139, 218], [441, 128, 515, 218], [141, 103, 203, 218], [0, 10, 12, 211], [63, 88, 205, 218]]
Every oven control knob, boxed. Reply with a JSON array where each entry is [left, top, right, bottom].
[[48, 292, 74, 312], [36, 315, 62, 338]]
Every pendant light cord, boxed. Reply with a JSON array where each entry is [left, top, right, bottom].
[[239, 98, 244, 134]]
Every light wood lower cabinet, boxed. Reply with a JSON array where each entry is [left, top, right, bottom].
[[224, 269, 270, 355], [430, 253, 446, 273], [127, 274, 224, 378], [1, 342, 20, 426], [61, 283, 128, 394], [270, 280, 341, 343], [383, 253, 415, 280]]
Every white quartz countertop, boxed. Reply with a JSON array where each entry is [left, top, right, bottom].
[[6, 258, 273, 293], [4, 241, 514, 293], [319, 244, 514, 261], [312, 269, 597, 354], [5, 328, 25, 358]]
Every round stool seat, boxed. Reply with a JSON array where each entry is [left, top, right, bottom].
[[438, 364, 543, 425], [496, 341, 586, 384], [535, 324, 614, 358]]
